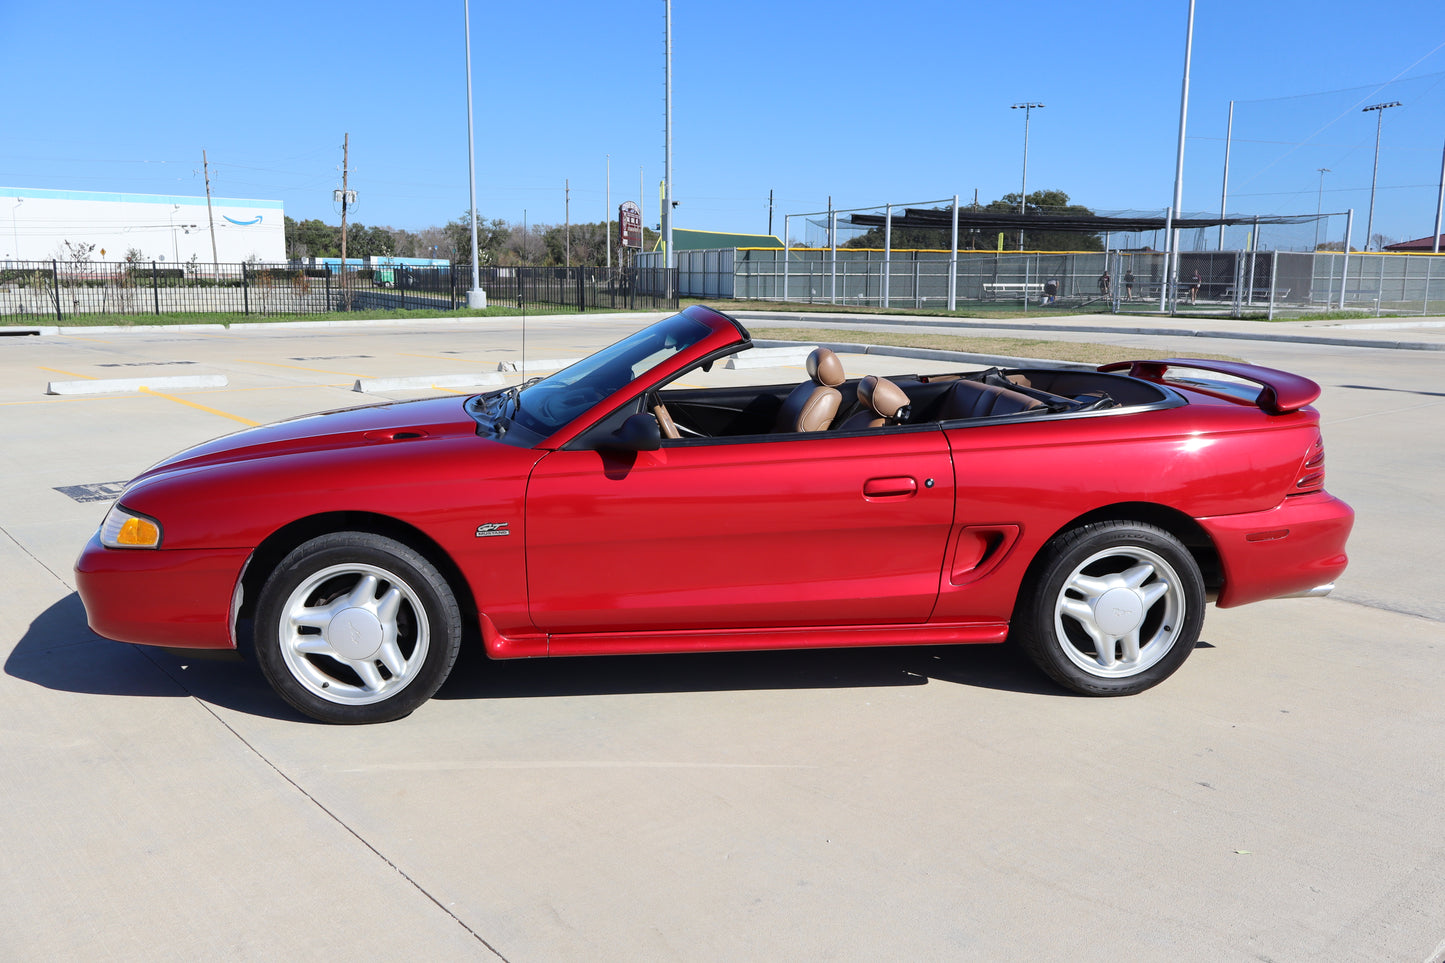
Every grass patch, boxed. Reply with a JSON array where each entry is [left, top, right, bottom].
[[1238, 310, 1375, 323], [750, 326, 1243, 365]]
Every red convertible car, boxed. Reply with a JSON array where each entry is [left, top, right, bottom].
[[76, 305, 1352, 723]]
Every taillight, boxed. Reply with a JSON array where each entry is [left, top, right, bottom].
[[1295, 432, 1325, 492]]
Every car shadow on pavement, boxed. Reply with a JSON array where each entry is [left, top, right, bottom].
[[8, 595, 1065, 724], [6, 593, 303, 722], [437, 637, 1062, 702]]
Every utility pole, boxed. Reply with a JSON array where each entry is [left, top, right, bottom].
[[202, 149, 219, 277], [606, 154, 612, 271], [1363, 101, 1401, 251], [565, 179, 571, 268], [340, 133, 350, 275], [768, 189, 774, 238]]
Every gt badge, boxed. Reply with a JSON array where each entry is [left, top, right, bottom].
[[475, 522, 511, 538]]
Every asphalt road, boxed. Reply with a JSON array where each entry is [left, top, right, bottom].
[[1, 312, 1441, 963]]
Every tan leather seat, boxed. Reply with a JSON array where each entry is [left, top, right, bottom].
[[773, 348, 845, 432], [940, 380, 1043, 419], [838, 375, 911, 430]]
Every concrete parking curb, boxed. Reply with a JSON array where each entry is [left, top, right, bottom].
[[751, 339, 1085, 370], [353, 373, 504, 392], [45, 374, 230, 395], [497, 359, 580, 372], [724, 346, 817, 368]]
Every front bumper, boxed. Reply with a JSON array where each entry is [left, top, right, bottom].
[[74, 534, 248, 649], [1198, 491, 1354, 609]]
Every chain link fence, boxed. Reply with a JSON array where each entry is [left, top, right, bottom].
[[664, 248, 1444, 318]]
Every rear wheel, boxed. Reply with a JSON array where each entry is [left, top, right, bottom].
[[1014, 521, 1204, 696], [254, 532, 462, 724]]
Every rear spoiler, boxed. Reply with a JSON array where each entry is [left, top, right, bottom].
[[1097, 359, 1321, 414]]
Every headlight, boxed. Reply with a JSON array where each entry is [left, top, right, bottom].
[[99, 505, 163, 549]]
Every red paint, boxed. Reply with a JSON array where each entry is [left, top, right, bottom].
[[76, 305, 1353, 675]]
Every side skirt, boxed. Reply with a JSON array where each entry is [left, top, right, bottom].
[[480, 615, 1009, 660]]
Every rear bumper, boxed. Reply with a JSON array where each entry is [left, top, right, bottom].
[[1198, 492, 1354, 609], [74, 534, 246, 649]]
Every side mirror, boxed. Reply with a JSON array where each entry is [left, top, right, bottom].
[[603, 412, 662, 452]]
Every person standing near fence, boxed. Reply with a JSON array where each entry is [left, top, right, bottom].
[[1189, 269, 1202, 304], [1098, 270, 1110, 297], [1124, 268, 1135, 300], [1043, 278, 1058, 305]]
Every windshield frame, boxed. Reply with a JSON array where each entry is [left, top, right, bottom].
[[467, 305, 748, 448]]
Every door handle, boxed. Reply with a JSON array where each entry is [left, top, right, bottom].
[[863, 476, 917, 498]]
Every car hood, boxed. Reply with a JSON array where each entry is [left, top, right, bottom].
[[130, 396, 482, 482]]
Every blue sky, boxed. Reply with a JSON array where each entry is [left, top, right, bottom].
[[2, 0, 1443, 247]]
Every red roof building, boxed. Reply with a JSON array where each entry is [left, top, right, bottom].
[[1383, 234, 1445, 252]]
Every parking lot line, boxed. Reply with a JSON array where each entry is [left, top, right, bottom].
[[38, 366, 96, 380], [138, 387, 260, 426]]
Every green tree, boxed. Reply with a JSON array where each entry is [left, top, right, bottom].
[[291, 218, 338, 258], [990, 190, 1103, 251], [444, 214, 509, 266], [841, 190, 1102, 252]]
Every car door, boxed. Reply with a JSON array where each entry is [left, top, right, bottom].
[[524, 428, 956, 635]]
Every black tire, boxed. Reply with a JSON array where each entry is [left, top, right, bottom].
[[253, 532, 462, 724], [1013, 521, 1205, 696]]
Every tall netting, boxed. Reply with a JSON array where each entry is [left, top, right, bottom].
[[1074, 209, 1329, 254], [1218, 70, 1445, 251]]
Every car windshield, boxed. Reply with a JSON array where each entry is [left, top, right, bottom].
[[473, 312, 715, 442]]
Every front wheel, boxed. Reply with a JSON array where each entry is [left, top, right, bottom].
[[1013, 521, 1205, 696], [254, 532, 462, 724]]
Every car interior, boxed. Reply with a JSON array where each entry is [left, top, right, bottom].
[[645, 347, 1177, 442]]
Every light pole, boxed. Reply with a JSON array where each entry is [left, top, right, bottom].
[[1165, 0, 1195, 314], [11, 197, 22, 261], [1362, 101, 1401, 251], [1314, 168, 1330, 251], [1012, 103, 1044, 251], [462, 0, 487, 308]]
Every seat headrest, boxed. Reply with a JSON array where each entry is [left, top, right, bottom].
[[807, 348, 845, 388], [858, 375, 909, 419]]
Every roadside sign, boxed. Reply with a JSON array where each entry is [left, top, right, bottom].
[[619, 201, 642, 249]]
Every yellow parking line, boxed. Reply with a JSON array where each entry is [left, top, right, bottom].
[[38, 366, 96, 380], [138, 387, 260, 426]]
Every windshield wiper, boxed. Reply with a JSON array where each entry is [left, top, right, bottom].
[[493, 377, 542, 435]]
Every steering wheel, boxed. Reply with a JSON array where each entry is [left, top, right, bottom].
[[647, 393, 681, 440]]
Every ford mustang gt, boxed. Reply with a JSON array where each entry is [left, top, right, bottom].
[[75, 305, 1353, 723]]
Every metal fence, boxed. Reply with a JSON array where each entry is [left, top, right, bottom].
[[0, 261, 679, 321], [648, 247, 1445, 318]]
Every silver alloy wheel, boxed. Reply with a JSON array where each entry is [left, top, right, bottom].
[[1052, 545, 1186, 679], [277, 562, 431, 706]]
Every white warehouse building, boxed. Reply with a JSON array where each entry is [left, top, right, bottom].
[[2, 186, 285, 264]]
